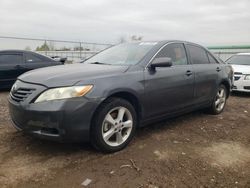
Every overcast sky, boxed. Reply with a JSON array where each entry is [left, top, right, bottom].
[[0, 0, 250, 47]]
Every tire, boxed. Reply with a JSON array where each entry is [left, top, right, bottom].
[[208, 84, 227, 115], [90, 97, 137, 153]]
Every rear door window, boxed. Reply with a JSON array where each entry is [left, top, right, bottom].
[[0, 54, 23, 64], [187, 45, 210, 64], [25, 53, 43, 63], [155, 43, 188, 66]]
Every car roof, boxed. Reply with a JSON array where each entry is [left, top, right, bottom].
[[236, 53, 250, 56], [0, 49, 34, 53], [132, 40, 207, 50], [145, 40, 201, 44], [0, 50, 55, 61]]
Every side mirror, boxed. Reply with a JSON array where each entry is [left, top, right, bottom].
[[150, 57, 173, 69]]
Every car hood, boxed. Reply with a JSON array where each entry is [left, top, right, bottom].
[[19, 63, 129, 87], [231, 64, 250, 74]]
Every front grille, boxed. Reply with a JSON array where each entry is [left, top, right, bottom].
[[234, 76, 241, 81], [10, 88, 35, 102], [244, 86, 250, 90]]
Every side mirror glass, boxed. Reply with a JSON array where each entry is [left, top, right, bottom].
[[151, 57, 173, 69]]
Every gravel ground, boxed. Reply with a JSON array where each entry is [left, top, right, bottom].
[[0, 91, 250, 188]]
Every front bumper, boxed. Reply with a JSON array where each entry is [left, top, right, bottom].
[[232, 75, 250, 93], [8, 80, 101, 142]]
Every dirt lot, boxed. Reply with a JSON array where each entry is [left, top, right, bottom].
[[0, 91, 250, 188]]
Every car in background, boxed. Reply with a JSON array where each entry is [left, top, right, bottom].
[[226, 53, 250, 92], [9, 41, 233, 152], [0, 50, 63, 89]]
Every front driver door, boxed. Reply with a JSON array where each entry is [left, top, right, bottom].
[[144, 43, 195, 118]]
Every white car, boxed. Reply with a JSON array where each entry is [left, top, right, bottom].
[[226, 53, 250, 92]]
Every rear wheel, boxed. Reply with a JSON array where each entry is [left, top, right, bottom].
[[91, 98, 137, 152], [208, 85, 227, 115]]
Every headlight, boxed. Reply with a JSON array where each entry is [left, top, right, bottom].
[[245, 75, 250, 80], [34, 85, 93, 103]]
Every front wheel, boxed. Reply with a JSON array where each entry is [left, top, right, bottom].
[[91, 98, 137, 153], [208, 85, 227, 115]]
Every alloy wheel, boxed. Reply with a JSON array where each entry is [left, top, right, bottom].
[[101, 106, 133, 147], [215, 87, 226, 112]]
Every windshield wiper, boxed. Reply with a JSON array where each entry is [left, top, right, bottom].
[[89, 62, 111, 65]]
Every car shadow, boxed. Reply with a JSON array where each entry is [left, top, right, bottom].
[[7, 112, 200, 157], [0, 88, 10, 92], [231, 91, 250, 98], [137, 110, 204, 138], [6, 130, 98, 157], [6, 110, 204, 156]]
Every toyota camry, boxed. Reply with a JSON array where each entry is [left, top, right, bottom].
[[9, 41, 233, 152]]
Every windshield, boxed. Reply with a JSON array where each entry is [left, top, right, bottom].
[[226, 55, 250, 65], [85, 42, 157, 65]]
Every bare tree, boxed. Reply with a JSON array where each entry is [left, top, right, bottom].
[[48, 41, 55, 51]]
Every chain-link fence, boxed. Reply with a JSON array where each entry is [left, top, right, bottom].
[[1, 36, 250, 63], [0, 36, 112, 62]]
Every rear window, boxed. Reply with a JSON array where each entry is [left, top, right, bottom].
[[187, 45, 210, 64], [226, 55, 250, 65], [0, 54, 23, 64]]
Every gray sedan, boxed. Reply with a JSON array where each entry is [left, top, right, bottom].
[[8, 40, 233, 152]]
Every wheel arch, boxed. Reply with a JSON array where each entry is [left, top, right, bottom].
[[220, 80, 230, 98], [107, 91, 143, 120], [90, 91, 143, 130]]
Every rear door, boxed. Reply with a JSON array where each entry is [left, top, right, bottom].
[[0, 52, 24, 88], [24, 52, 53, 71], [186, 44, 219, 104], [144, 43, 195, 118]]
